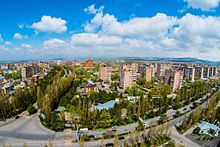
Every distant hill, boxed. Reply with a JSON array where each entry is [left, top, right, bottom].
[[121, 57, 220, 66], [0, 57, 220, 66]]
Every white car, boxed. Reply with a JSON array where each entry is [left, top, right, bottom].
[[143, 122, 150, 128]]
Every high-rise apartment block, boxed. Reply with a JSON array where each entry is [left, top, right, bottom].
[[99, 64, 111, 82], [120, 63, 139, 89], [145, 67, 153, 82], [160, 63, 172, 77], [172, 70, 183, 92], [21, 65, 39, 79], [191, 68, 195, 81], [154, 63, 161, 79], [120, 70, 134, 89]]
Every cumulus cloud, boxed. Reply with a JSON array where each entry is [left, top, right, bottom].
[[172, 13, 220, 51], [22, 43, 32, 48], [84, 4, 97, 14], [76, 5, 220, 60], [184, 0, 220, 11], [84, 4, 104, 14], [84, 9, 177, 40], [31, 16, 67, 33], [41, 8, 220, 60], [5, 41, 12, 45], [21, 43, 36, 53], [5, 5, 220, 61], [43, 38, 66, 49], [71, 33, 122, 46], [13, 33, 28, 39]]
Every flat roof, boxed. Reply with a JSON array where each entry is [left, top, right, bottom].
[[198, 121, 219, 131]]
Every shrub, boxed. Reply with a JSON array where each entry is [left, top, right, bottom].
[[27, 105, 37, 115]]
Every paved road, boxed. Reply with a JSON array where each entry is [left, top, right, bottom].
[[170, 125, 200, 147], [0, 91, 214, 146], [0, 114, 66, 146]]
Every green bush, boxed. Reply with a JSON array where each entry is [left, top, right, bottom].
[[27, 105, 37, 115]]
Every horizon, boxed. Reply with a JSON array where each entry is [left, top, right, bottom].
[[0, 57, 220, 66], [1, 0, 220, 61], [0, 56, 219, 61]]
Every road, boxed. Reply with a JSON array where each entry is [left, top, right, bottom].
[[0, 91, 214, 146], [69, 115, 200, 147], [170, 125, 200, 147], [0, 114, 67, 146]]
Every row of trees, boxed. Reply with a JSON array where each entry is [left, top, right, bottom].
[[37, 67, 74, 131], [79, 122, 172, 147], [0, 66, 60, 120], [67, 79, 218, 129], [175, 80, 216, 109], [180, 90, 220, 132]]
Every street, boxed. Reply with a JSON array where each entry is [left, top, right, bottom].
[[0, 92, 212, 146]]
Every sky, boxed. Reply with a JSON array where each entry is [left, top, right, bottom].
[[1, 0, 220, 61]]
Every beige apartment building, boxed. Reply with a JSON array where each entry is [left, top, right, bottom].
[[99, 64, 110, 82], [191, 67, 195, 81], [145, 67, 153, 82], [172, 70, 183, 92], [120, 70, 135, 90]]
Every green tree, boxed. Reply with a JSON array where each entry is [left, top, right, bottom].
[[27, 105, 37, 115], [114, 134, 119, 147], [100, 110, 111, 122]]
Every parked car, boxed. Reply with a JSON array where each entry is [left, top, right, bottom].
[[118, 136, 125, 140], [143, 122, 150, 128], [105, 143, 114, 147], [79, 128, 88, 133], [111, 125, 118, 131], [190, 106, 196, 110], [88, 135, 95, 140]]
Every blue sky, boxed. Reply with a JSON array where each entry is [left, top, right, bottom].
[[1, 0, 220, 61]]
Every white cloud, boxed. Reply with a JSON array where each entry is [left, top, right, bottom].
[[13, 33, 28, 40], [43, 38, 66, 49], [84, 4, 104, 14], [71, 33, 122, 46], [0, 34, 3, 42], [84, 4, 97, 14], [84, 9, 177, 39], [4, 6, 220, 61], [80, 6, 220, 60], [31, 16, 67, 33], [18, 24, 25, 29], [37, 10, 220, 60], [5, 41, 12, 45], [184, 0, 220, 11], [21, 43, 35, 53], [172, 13, 220, 52], [22, 43, 32, 48]]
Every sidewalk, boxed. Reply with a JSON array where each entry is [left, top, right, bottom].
[[0, 118, 15, 127], [170, 126, 201, 147]]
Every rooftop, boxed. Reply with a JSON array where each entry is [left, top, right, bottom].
[[95, 100, 119, 111], [198, 121, 219, 132], [3, 82, 13, 89]]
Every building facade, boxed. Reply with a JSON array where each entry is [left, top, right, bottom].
[[99, 64, 110, 82], [85, 59, 94, 69], [172, 70, 183, 92]]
